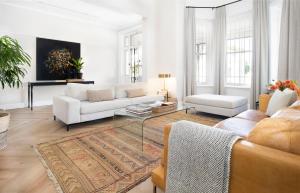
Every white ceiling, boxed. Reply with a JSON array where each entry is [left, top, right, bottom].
[[0, 0, 145, 30]]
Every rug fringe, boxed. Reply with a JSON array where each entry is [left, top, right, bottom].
[[33, 146, 64, 193]]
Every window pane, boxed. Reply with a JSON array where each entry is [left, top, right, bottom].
[[226, 12, 252, 87]]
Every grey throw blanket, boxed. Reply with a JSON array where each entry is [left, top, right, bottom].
[[166, 120, 240, 193]]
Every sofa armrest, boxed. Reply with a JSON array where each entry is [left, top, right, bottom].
[[163, 124, 300, 193], [53, 96, 81, 125], [258, 94, 271, 112]]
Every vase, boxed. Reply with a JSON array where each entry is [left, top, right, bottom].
[[0, 112, 10, 150], [77, 72, 83, 79]]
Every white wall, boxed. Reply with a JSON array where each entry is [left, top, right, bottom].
[[0, 4, 118, 109]]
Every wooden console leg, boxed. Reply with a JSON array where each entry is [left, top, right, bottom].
[[153, 185, 157, 193], [54, 115, 56, 121]]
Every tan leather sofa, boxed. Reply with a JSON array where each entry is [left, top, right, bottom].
[[151, 94, 300, 193]]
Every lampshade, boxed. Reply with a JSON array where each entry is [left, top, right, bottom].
[[158, 73, 171, 78]]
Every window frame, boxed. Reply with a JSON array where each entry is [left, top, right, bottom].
[[195, 42, 208, 85], [122, 31, 143, 83], [225, 27, 252, 88]]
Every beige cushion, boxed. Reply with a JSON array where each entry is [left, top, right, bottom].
[[126, 88, 146, 98], [266, 90, 294, 116], [271, 108, 300, 121], [115, 82, 147, 98], [87, 89, 114, 102], [248, 118, 300, 155]]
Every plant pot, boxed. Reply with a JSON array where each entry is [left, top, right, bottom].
[[0, 112, 9, 150], [77, 72, 83, 79]]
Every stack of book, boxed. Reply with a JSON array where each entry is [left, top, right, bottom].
[[125, 104, 152, 116]]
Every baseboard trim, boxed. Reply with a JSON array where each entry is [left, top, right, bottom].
[[0, 101, 53, 110]]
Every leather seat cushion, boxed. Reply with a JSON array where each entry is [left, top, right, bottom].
[[185, 94, 248, 109], [236, 109, 269, 122], [80, 99, 130, 114], [151, 165, 165, 190], [248, 118, 300, 155], [214, 118, 257, 137]]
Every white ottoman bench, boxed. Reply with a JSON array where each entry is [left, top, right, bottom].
[[184, 94, 248, 117]]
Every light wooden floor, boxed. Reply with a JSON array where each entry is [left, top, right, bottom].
[[0, 106, 163, 193]]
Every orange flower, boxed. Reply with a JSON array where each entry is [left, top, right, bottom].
[[290, 83, 296, 90], [275, 81, 282, 86], [270, 85, 278, 90], [285, 80, 291, 85]]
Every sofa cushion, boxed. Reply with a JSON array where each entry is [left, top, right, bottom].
[[115, 82, 147, 98], [130, 95, 164, 105], [65, 83, 92, 101], [266, 89, 294, 116], [87, 89, 114, 102], [185, 94, 248, 109], [126, 88, 146, 98], [80, 99, 130, 114], [65, 83, 115, 101], [248, 118, 300, 155], [284, 88, 298, 105], [214, 117, 256, 137], [271, 108, 300, 121], [290, 100, 300, 110], [235, 109, 269, 122]]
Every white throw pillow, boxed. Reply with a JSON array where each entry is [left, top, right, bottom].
[[115, 82, 148, 98], [283, 88, 298, 105], [266, 89, 294, 116]]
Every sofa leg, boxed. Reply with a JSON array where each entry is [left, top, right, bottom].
[[54, 115, 56, 121], [153, 185, 157, 193], [67, 125, 70, 132]]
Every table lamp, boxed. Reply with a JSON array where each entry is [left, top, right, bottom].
[[158, 73, 171, 100]]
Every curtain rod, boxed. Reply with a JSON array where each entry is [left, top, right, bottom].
[[186, 0, 242, 9]]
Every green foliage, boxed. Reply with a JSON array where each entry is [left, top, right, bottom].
[[71, 57, 84, 72], [0, 36, 31, 89]]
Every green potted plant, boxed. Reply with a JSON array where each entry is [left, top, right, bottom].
[[71, 57, 84, 79], [0, 35, 31, 149]]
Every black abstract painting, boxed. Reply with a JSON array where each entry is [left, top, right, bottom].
[[36, 38, 80, 80]]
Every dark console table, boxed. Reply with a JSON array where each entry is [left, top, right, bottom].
[[28, 80, 94, 110]]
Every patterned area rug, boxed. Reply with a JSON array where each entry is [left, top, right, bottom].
[[36, 111, 224, 193]]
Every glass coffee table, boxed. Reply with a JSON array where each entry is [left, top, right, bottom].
[[113, 103, 193, 151]]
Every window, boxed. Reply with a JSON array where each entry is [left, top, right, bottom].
[[225, 12, 252, 87], [195, 15, 213, 85], [195, 43, 207, 84], [123, 32, 143, 83]]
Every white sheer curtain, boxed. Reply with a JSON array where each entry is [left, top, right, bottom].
[[278, 0, 300, 81], [251, 0, 270, 109], [213, 7, 226, 94], [195, 9, 214, 86], [184, 8, 196, 97]]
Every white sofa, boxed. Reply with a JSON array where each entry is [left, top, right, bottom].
[[53, 82, 164, 130], [184, 94, 248, 117]]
